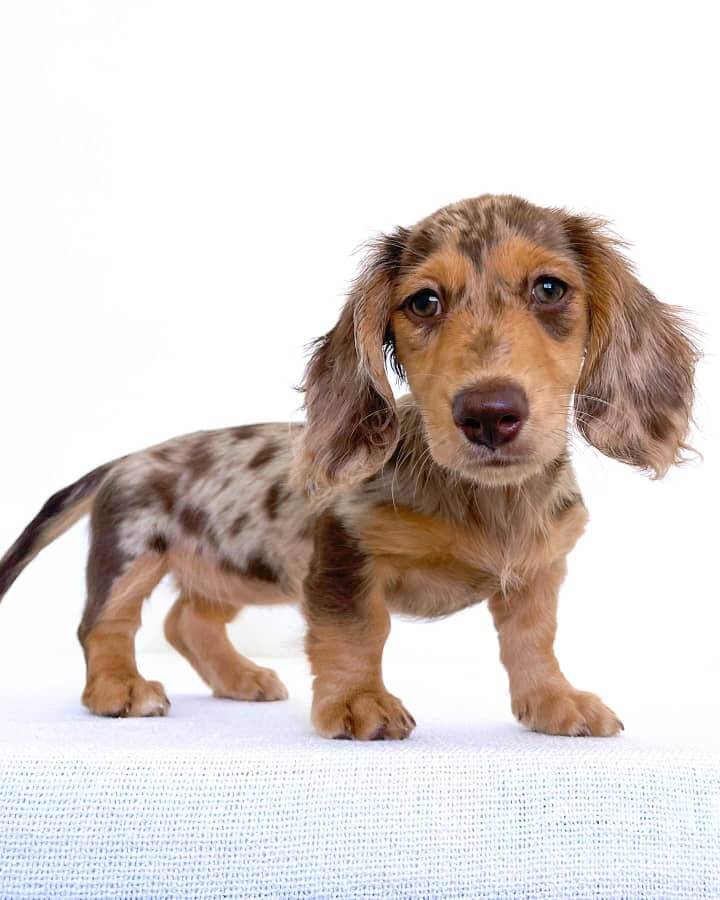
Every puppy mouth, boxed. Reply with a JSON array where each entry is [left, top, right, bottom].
[[461, 441, 532, 467], [455, 440, 542, 479], [425, 422, 541, 479]]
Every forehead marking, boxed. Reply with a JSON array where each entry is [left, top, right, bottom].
[[485, 235, 560, 282], [399, 248, 474, 301], [409, 197, 572, 273]]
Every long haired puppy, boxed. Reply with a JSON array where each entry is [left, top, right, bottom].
[[0, 196, 697, 738]]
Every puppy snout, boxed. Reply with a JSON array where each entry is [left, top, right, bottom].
[[452, 382, 529, 449]]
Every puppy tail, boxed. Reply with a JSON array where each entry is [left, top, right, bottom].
[[0, 459, 122, 603]]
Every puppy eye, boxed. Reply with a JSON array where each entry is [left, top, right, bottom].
[[532, 276, 567, 305], [406, 288, 442, 319]]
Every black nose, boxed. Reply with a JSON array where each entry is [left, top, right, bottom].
[[452, 382, 529, 449]]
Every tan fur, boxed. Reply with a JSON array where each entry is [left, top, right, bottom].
[[28, 496, 96, 564], [358, 499, 588, 592], [168, 546, 295, 607], [307, 584, 415, 740], [164, 594, 287, 701], [81, 554, 169, 717], [488, 562, 622, 737]]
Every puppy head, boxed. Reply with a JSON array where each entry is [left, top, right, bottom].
[[299, 195, 697, 489]]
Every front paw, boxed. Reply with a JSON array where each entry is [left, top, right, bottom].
[[312, 686, 416, 741], [83, 673, 170, 718], [513, 684, 623, 737]]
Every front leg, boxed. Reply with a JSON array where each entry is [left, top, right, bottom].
[[488, 560, 622, 737], [302, 514, 415, 740]]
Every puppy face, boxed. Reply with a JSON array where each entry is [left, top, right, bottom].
[[300, 195, 696, 490], [390, 223, 588, 485]]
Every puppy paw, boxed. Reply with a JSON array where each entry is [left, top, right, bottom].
[[212, 665, 288, 702], [514, 685, 622, 737], [312, 687, 416, 741], [83, 674, 170, 718]]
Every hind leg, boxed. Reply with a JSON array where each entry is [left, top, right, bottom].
[[164, 593, 288, 701], [78, 553, 170, 717]]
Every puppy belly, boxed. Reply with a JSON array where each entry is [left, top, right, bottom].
[[168, 545, 303, 608], [385, 566, 493, 618]]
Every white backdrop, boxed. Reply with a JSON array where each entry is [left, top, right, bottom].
[[0, 1, 718, 740]]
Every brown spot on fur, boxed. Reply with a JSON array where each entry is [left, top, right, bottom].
[[80, 482, 132, 642], [169, 548, 291, 606], [230, 513, 249, 535], [149, 470, 176, 515], [264, 482, 287, 519], [219, 557, 243, 576], [148, 533, 168, 554], [404, 226, 436, 265], [245, 555, 279, 583], [220, 554, 279, 584], [249, 442, 278, 469], [457, 213, 497, 263], [231, 425, 257, 441], [187, 442, 213, 478], [502, 197, 570, 253], [179, 506, 209, 536], [151, 446, 175, 464], [303, 515, 369, 622]]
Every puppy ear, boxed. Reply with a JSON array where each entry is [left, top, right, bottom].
[[565, 214, 698, 477], [298, 229, 408, 490]]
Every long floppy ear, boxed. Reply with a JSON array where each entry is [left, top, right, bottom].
[[297, 229, 408, 491], [565, 214, 698, 477]]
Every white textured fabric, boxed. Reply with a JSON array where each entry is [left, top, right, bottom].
[[1, 655, 719, 900]]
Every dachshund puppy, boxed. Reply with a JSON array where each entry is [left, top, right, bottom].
[[0, 195, 696, 739]]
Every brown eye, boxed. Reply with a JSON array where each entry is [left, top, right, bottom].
[[406, 288, 442, 319], [532, 276, 567, 305]]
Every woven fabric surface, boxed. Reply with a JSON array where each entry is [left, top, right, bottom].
[[1, 654, 719, 900]]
